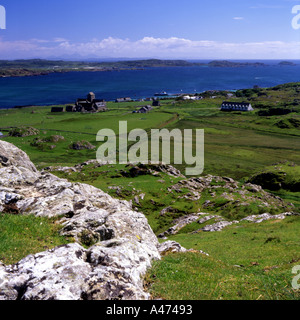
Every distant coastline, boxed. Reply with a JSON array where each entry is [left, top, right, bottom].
[[1, 62, 299, 109], [0, 58, 298, 78]]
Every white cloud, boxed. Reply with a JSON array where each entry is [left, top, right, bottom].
[[0, 36, 299, 59], [233, 17, 244, 20], [53, 37, 69, 43]]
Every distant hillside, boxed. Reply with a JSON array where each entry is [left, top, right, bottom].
[[207, 60, 266, 67], [0, 58, 273, 77], [0, 58, 192, 68]]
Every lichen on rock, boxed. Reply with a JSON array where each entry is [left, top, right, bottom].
[[0, 141, 160, 300]]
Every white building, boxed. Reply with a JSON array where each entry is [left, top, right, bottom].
[[221, 101, 253, 112]]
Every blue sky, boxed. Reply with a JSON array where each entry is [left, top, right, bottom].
[[0, 0, 299, 59]]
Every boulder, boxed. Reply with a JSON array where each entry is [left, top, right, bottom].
[[69, 141, 96, 150], [158, 213, 202, 238], [121, 163, 185, 178], [8, 126, 40, 138], [158, 241, 187, 255], [0, 240, 158, 300], [200, 220, 239, 232], [158, 241, 209, 257], [0, 140, 38, 172], [0, 141, 160, 300]]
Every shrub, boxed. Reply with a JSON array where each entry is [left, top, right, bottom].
[[9, 126, 40, 137], [69, 140, 96, 150]]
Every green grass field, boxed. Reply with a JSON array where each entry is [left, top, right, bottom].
[[0, 214, 71, 265], [146, 217, 300, 300], [0, 102, 175, 167]]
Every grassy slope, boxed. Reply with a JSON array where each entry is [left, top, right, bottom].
[[0, 84, 300, 299], [0, 102, 174, 167], [0, 214, 71, 265], [146, 217, 300, 300], [159, 98, 300, 180]]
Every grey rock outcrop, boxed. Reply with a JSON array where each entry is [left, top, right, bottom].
[[0, 140, 37, 172], [158, 241, 187, 255], [160, 211, 298, 237], [200, 220, 239, 232], [121, 163, 185, 178], [158, 213, 204, 238], [240, 212, 295, 223], [0, 141, 160, 300], [167, 175, 293, 211], [158, 241, 209, 257]]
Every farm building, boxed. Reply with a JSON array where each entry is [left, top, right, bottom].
[[72, 92, 107, 113], [133, 105, 153, 114], [221, 101, 253, 112], [115, 97, 132, 103], [152, 100, 161, 107], [138, 105, 153, 113]]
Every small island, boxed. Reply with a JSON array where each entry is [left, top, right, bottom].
[[278, 61, 297, 66], [207, 60, 266, 67], [0, 58, 291, 78]]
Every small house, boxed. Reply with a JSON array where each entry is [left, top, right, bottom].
[[152, 100, 161, 107], [94, 100, 107, 112], [221, 101, 253, 112], [137, 105, 153, 113], [115, 97, 132, 103]]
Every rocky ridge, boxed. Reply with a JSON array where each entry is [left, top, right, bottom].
[[167, 175, 293, 209], [0, 140, 164, 300], [158, 211, 296, 238]]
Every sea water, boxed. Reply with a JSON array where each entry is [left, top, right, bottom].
[[0, 62, 299, 109]]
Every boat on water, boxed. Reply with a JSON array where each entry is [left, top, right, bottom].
[[154, 91, 169, 97]]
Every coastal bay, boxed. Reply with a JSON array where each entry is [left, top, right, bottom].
[[0, 60, 300, 109]]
